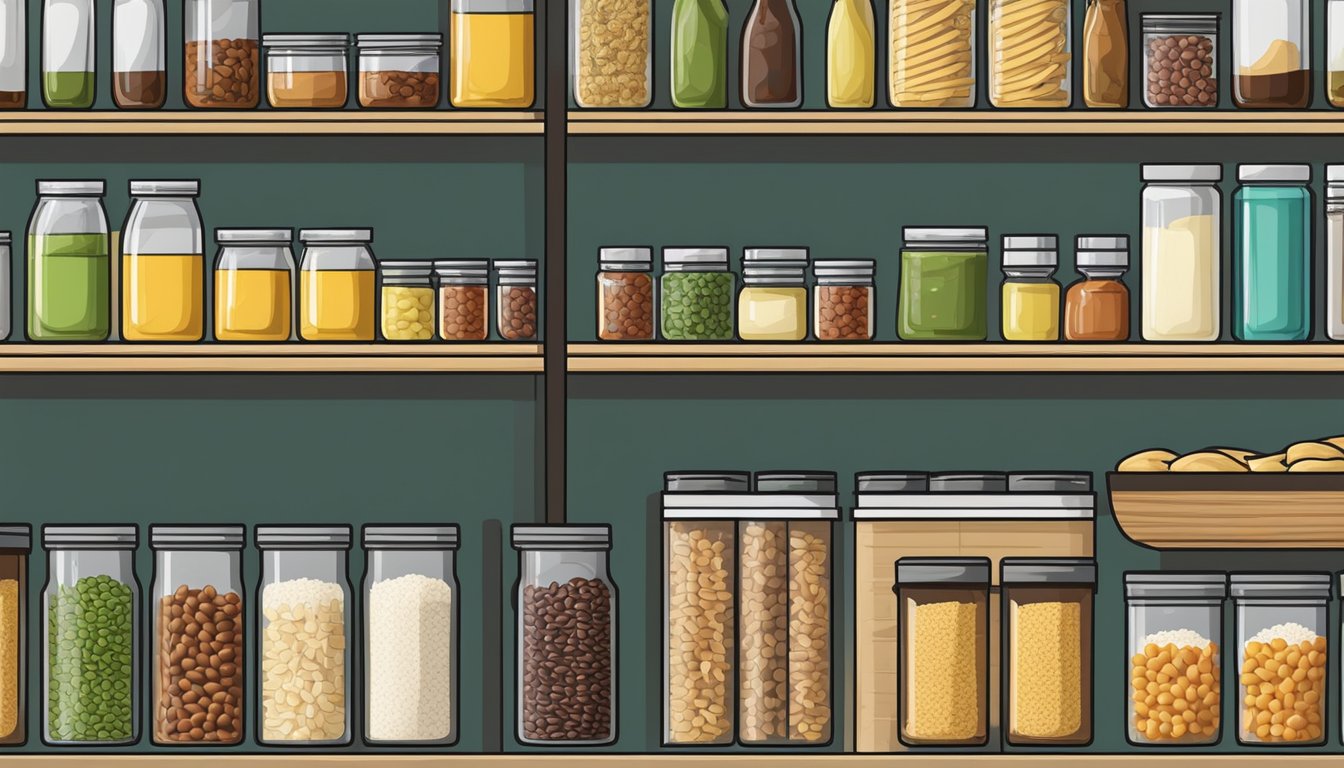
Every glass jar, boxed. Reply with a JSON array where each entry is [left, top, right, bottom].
[[0, 233, 10, 341], [661, 248, 735, 341], [813, 259, 875, 341], [450, 0, 535, 108], [1232, 574, 1328, 745], [436, 260, 489, 341], [1234, 164, 1311, 342], [989, 0, 1071, 107], [572, 0, 651, 108], [889, 0, 975, 106], [739, 248, 808, 341], [265, 34, 350, 109], [149, 525, 245, 746], [379, 262, 435, 342], [1142, 14, 1219, 108], [495, 259, 538, 341], [671, 0, 729, 108], [1066, 235, 1130, 341], [1141, 164, 1221, 341], [1001, 235, 1061, 342], [597, 247, 654, 341], [112, 0, 165, 109], [1234, 0, 1309, 108], [42, 0, 94, 108], [899, 227, 988, 341], [827, 0, 875, 108], [363, 525, 460, 746], [121, 180, 205, 342], [1332, 0, 1344, 106], [513, 525, 617, 746], [1329, 166, 1344, 341], [184, 0, 259, 109], [1124, 573, 1225, 746], [214, 228, 295, 342], [27, 180, 110, 342], [894, 557, 990, 747], [0, 0, 24, 108], [357, 34, 442, 108], [1002, 558, 1096, 746], [256, 525, 352, 747], [0, 526, 30, 745], [1083, 0, 1127, 107], [741, 0, 802, 108], [42, 525, 140, 745], [299, 229, 376, 342]]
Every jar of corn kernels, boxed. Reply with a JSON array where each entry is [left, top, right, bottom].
[[379, 262, 435, 341]]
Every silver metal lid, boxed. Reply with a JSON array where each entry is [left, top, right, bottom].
[[1009, 473, 1093, 493], [150, 525, 246, 550], [44, 525, 138, 550], [38, 180, 105, 196], [664, 248, 729, 265], [0, 525, 30, 551], [1142, 164, 1222, 183], [856, 472, 929, 493], [512, 525, 611, 550], [1231, 573, 1331, 600], [929, 473, 1009, 493], [380, 261, 434, 279], [1125, 572, 1228, 599], [494, 260, 537, 273], [1002, 557, 1097, 585], [755, 471, 836, 493], [904, 227, 988, 246], [665, 472, 751, 492], [1329, 165, 1344, 184], [0, 232, 9, 246], [363, 525, 460, 549], [1077, 235, 1129, 251], [600, 247, 652, 263], [1141, 13, 1219, 34], [896, 557, 991, 586], [814, 260, 875, 285], [1003, 235, 1058, 251], [1076, 235, 1130, 269], [217, 228, 293, 243], [264, 34, 351, 49], [744, 248, 809, 263], [130, 180, 200, 197], [255, 525, 352, 549], [1238, 164, 1311, 183], [356, 33, 444, 50], [301, 229, 373, 243]]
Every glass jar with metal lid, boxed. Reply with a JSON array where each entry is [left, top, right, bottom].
[[661, 247, 735, 341], [1066, 235, 1130, 342], [1141, 14, 1219, 108], [214, 228, 295, 342], [436, 260, 489, 341], [27, 180, 111, 341], [739, 248, 808, 342], [299, 229, 376, 341], [379, 261, 435, 342], [121, 179, 205, 342], [1001, 235, 1060, 342], [357, 34, 442, 108], [813, 259, 874, 341], [597, 247, 654, 341], [495, 259, 538, 341], [0, 525, 30, 745], [899, 227, 988, 341], [264, 34, 350, 109], [1141, 164, 1221, 341], [184, 0, 259, 108]]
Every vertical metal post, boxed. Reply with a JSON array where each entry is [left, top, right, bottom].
[[544, 0, 568, 525]]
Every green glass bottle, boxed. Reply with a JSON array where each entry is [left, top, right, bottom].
[[671, 0, 729, 108]]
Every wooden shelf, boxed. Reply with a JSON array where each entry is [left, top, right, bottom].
[[5, 756, 1343, 766], [0, 344, 543, 373], [567, 343, 1344, 373], [0, 111, 543, 136], [568, 110, 1344, 136]]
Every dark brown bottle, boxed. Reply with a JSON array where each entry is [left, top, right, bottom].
[[741, 0, 802, 108]]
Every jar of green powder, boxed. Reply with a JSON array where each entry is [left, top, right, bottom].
[[42, 525, 140, 745], [898, 227, 988, 341], [26, 180, 111, 341], [660, 247, 735, 341]]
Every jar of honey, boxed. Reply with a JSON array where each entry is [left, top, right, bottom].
[[298, 229, 375, 341], [214, 228, 294, 341], [121, 180, 205, 342], [450, 0, 535, 107]]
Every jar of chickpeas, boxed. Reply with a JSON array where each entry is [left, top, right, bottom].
[[1232, 573, 1329, 746], [379, 261, 435, 341], [1124, 573, 1226, 747]]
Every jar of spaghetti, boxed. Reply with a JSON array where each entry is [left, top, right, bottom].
[[1066, 236, 1130, 341], [435, 260, 489, 341], [597, 247, 654, 341]]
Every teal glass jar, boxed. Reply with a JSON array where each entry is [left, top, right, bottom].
[[1233, 164, 1311, 341], [899, 227, 988, 340], [660, 247, 735, 340]]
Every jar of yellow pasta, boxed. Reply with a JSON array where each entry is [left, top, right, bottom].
[[298, 229, 375, 341], [378, 261, 434, 341], [989, 0, 1072, 107], [889, 0, 976, 106]]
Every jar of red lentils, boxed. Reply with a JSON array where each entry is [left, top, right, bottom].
[[434, 260, 488, 341], [597, 247, 654, 341], [812, 260, 875, 341]]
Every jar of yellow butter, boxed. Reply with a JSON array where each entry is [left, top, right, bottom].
[[450, 0, 535, 107], [298, 229, 376, 341], [739, 247, 809, 342]]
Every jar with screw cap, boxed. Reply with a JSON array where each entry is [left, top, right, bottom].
[[1142, 164, 1221, 341], [1141, 14, 1219, 108], [739, 248, 808, 341], [1066, 236, 1129, 341], [299, 229, 376, 341], [1234, 164, 1311, 341], [358, 34, 443, 108], [1232, 574, 1328, 745], [112, 0, 166, 108], [661, 248, 735, 341], [597, 247, 655, 341], [1001, 235, 1061, 342], [264, 34, 350, 109], [813, 260, 874, 341], [495, 260, 538, 341], [900, 228, 988, 340], [184, 0, 259, 108], [379, 261, 435, 341], [214, 229, 295, 342], [0, 525, 30, 745], [121, 180, 205, 342], [27, 180, 110, 341], [436, 260, 489, 341]]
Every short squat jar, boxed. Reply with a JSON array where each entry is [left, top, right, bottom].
[[43, 525, 140, 745], [597, 247, 655, 341], [813, 259, 875, 341], [495, 260, 538, 341], [436, 260, 489, 341], [661, 247, 735, 341], [0, 525, 30, 746], [739, 248, 808, 341], [214, 228, 295, 342], [264, 34, 350, 109], [513, 525, 617, 746], [1141, 14, 1219, 108], [379, 261, 435, 341], [299, 229, 376, 342], [357, 34, 442, 108], [899, 227, 988, 340]]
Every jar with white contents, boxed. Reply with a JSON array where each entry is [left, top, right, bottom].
[[1141, 164, 1222, 341]]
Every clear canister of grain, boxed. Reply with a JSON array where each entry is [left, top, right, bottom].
[[1141, 164, 1222, 341], [989, 0, 1072, 107], [739, 248, 808, 342], [1124, 572, 1226, 746], [894, 557, 990, 747], [112, 0, 166, 109], [42, 525, 141, 745], [450, 0, 535, 108], [363, 525, 460, 746], [1233, 164, 1311, 342], [1066, 235, 1130, 342], [495, 259, 538, 341], [1141, 14, 1219, 108], [597, 247, 655, 341], [264, 34, 350, 109], [0, 0, 25, 108], [1002, 557, 1096, 746], [1328, 166, 1344, 340], [436, 260, 489, 341], [148, 525, 245, 746], [1233, 0, 1309, 108], [661, 248, 735, 341], [888, 0, 976, 106], [663, 471, 750, 745], [255, 525, 353, 746], [183, 0, 259, 108], [27, 180, 111, 341], [899, 227, 988, 341], [1001, 235, 1061, 342], [121, 180, 205, 342], [357, 34, 442, 108], [1231, 573, 1329, 746], [0, 525, 30, 745], [512, 525, 617, 746], [813, 260, 875, 341], [214, 228, 295, 342], [379, 261, 435, 342], [572, 0, 651, 108], [299, 229, 376, 341]]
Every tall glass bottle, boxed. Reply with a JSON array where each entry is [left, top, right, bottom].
[[113, 0, 166, 109], [1083, 0, 1127, 107], [671, 0, 728, 108], [828, 0, 874, 107], [27, 180, 110, 341], [42, 0, 95, 108], [741, 0, 802, 108]]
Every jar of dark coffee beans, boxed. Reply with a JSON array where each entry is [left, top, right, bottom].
[[597, 247, 655, 341], [511, 525, 617, 746], [1142, 14, 1219, 108], [495, 260, 539, 341]]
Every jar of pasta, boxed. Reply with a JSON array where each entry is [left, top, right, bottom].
[[0, 525, 29, 746], [379, 261, 435, 341], [739, 248, 808, 341], [357, 34, 442, 108], [889, 0, 975, 106], [121, 180, 205, 342], [1232, 574, 1328, 745], [436, 260, 489, 341], [214, 228, 295, 341], [299, 229, 376, 341], [572, 0, 651, 108], [450, 0, 535, 107], [989, 0, 1072, 107], [264, 34, 350, 109]]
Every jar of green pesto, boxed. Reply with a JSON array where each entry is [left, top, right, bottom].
[[661, 247, 735, 340], [899, 227, 988, 341], [27, 180, 111, 341]]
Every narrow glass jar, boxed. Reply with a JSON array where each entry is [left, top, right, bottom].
[[889, 0, 975, 106], [215, 228, 295, 342], [363, 525, 460, 747], [572, 0, 652, 108], [27, 180, 110, 341], [899, 227, 988, 341], [1233, 164, 1311, 341], [0, 526, 30, 746], [379, 262, 435, 342], [1328, 166, 1344, 340], [0, 233, 11, 341], [265, 34, 350, 109], [256, 526, 352, 747], [1234, 0, 1309, 108], [357, 34, 442, 108], [435, 260, 489, 341], [1232, 574, 1329, 746], [1124, 573, 1225, 746], [42, 0, 94, 108], [1001, 235, 1061, 342], [1141, 164, 1221, 341], [739, 248, 808, 341], [0, 0, 25, 108], [741, 0, 803, 108], [513, 525, 617, 746], [827, 0, 876, 108], [661, 248, 735, 341], [813, 259, 875, 341], [112, 0, 166, 108], [597, 247, 655, 341], [1141, 14, 1219, 108], [184, 0, 259, 108], [670, 0, 729, 108], [299, 229, 376, 341], [1066, 236, 1130, 341], [149, 525, 245, 746], [450, 0, 535, 108], [121, 180, 205, 342], [42, 525, 140, 746], [989, 0, 1071, 107], [1332, 0, 1344, 106], [495, 260, 538, 341]]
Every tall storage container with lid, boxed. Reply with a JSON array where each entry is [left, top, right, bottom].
[[739, 249, 809, 342], [363, 525, 459, 746], [148, 526, 245, 746], [512, 525, 617, 746], [255, 526, 353, 746], [597, 247, 655, 341], [27, 180, 110, 341], [436, 260, 489, 341], [899, 227, 988, 341], [661, 248, 735, 341], [42, 525, 140, 745], [112, 0, 165, 108], [0, 525, 30, 745], [184, 0, 259, 108], [299, 229, 375, 341], [121, 180, 205, 342], [41, 0, 95, 108], [1233, 164, 1311, 341], [357, 34, 442, 108], [449, 0, 535, 108], [1000, 235, 1061, 342], [1233, 0, 1309, 108], [0, 0, 24, 108], [1329, 166, 1344, 340], [988, 0, 1071, 107], [572, 0, 652, 108], [214, 228, 295, 341], [1141, 164, 1221, 341]]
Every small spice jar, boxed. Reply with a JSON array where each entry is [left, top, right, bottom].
[[379, 261, 435, 341], [813, 260, 875, 341], [0, 525, 30, 745], [1001, 235, 1061, 342], [1066, 236, 1130, 341], [149, 526, 245, 746], [357, 34, 442, 108], [494, 260, 538, 341], [661, 248, 735, 341], [299, 229, 376, 341], [362, 525, 459, 746], [1141, 14, 1219, 108], [512, 525, 617, 746], [596, 247, 655, 341], [739, 248, 809, 342], [265, 34, 350, 109], [435, 260, 489, 341]]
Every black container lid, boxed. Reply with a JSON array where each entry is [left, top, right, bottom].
[[755, 471, 836, 493], [929, 473, 1008, 493], [1002, 557, 1097, 585], [664, 472, 751, 492], [1008, 473, 1093, 493], [856, 472, 929, 493], [896, 556, 991, 586]]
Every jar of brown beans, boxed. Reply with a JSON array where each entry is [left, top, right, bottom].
[[148, 525, 246, 746], [434, 260, 489, 341], [1141, 14, 1219, 108], [812, 260, 876, 341], [495, 260, 539, 341], [356, 34, 443, 109], [597, 247, 655, 341]]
